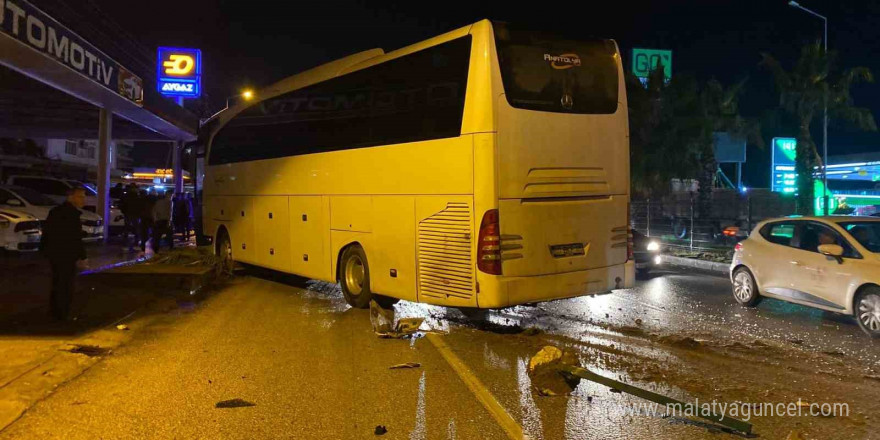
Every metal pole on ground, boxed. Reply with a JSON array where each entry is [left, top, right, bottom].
[[97, 108, 113, 242]]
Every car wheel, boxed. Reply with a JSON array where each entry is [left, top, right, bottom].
[[339, 244, 373, 309], [215, 229, 234, 274], [732, 267, 762, 307], [855, 288, 880, 338]]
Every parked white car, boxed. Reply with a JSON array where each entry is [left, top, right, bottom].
[[731, 216, 880, 338], [0, 186, 104, 242], [6, 176, 123, 230], [0, 208, 41, 251]]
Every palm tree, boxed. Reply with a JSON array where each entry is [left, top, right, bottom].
[[761, 42, 876, 214], [628, 68, 760, 214]]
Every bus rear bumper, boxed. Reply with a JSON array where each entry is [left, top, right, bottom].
[[483, 261, 633, 308]]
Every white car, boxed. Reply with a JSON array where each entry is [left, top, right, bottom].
[[0, 186, 104, 242], [731, 216, 880, 338], [0, 208, 41, 251], [6, 176, 123, 230]]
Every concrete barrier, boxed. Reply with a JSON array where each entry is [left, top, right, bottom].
[[662, 255, 730, 276]]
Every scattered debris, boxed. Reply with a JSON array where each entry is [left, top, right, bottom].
[[370, 300, 395, 334], [634, 318, 643, 326], [521, 327, 543, 336], [215, 398, 256, 408], [65, 345, 110, 357], [116, 324, 129, 331], [609, 388, 622, 394], [788, 338, 804, 345], [527, 345, 752, 434], [393, 318, 424, 336], [785, 431, 804, 440], [389, 362, 421, 370], [370, 300, 425, 339], [657, 335, 702, 349], [374, 425, 387, 435], [821, 350, 845, 357], [864, 374, 880, 382]]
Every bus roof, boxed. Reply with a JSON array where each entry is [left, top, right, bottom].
[[205, 20, 482, 137]]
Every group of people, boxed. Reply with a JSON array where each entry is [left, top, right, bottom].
[[39, 184, 196, 321], [115, 183, 194, 253]]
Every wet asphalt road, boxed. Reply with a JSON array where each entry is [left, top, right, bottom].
[[2, 265, 878, 439]]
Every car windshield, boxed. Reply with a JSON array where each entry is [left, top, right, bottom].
[[67, 181, 97, 196], [838, 221, 880, 253], [9, 187, 56, 206]]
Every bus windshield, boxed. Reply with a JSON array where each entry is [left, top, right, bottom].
[[493, 22, 619, 114]]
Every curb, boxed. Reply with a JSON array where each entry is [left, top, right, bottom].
[[662, 255, 730, 275]]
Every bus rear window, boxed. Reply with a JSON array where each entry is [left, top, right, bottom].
[[493, 22, 619, 114]]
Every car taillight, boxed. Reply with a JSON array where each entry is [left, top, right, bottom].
[[477, 209, 502, 275], [734, 243, 743, 252]]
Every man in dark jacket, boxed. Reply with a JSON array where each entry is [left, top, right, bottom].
[[119, 183, 140, 251], [40, 187, 89, 320]]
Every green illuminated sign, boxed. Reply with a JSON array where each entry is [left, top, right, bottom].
[[631, 48, 672, 81], [813, 180, 838, 216], [771, 137, 798, 194]]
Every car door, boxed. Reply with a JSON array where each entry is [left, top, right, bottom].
[[786, 221, 857, 310], [753, 221, 800, 294]]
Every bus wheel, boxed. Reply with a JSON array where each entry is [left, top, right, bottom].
[[339, 244, 373, 309], [216, 229, 234, 274]]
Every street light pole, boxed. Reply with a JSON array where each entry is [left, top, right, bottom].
[[789, 1, 829, 215]]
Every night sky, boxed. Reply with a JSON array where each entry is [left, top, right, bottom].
[[95, 0, 880, 186]]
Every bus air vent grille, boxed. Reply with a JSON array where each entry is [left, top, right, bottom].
[[417, 202, 473, 300]]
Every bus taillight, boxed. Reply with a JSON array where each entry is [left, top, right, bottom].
[[477, 209, 502, 275]]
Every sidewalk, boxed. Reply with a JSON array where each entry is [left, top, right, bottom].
[[0, 239, 199, 430]]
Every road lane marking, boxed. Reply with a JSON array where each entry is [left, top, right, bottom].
[[426, 333, 527, 440]]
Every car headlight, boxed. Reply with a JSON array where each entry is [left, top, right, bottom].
[[647, 241, 660, 252]]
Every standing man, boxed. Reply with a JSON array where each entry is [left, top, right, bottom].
[[119, 184, 140, 251], [138, 190, 154, 253], [173, 193, 191, 242], [40, 187, 89, 321], [152, 192, 173, 252]]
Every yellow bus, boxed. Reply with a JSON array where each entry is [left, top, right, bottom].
[[201, 19, 634, 309]]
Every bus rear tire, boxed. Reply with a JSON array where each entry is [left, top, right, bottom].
[[215, 229, 234, 274], [339, 244, 373, 309]]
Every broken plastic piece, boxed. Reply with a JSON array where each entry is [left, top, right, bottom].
[[389, 362, 421, 369], [215, 398, 256, 408]]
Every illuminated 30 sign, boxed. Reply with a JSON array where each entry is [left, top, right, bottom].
[[157, 47, 201, 98]]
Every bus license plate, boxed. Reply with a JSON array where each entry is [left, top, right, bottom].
[[550, 243, 585, 258]]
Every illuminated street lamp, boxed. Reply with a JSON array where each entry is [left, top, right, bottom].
[[789, 0, 829, 215], [226, 89, 255, 108]]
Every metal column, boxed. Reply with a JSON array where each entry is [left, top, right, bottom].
[[172, 140, 183, 195], [97, 108, 113, 241]]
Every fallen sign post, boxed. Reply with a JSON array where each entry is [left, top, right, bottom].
[[528, 346, 753, 435]]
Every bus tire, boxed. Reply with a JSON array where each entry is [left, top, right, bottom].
[[215, 228, 234, 274], [339, 244, 373, 309]]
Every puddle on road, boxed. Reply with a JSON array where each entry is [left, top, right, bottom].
[[65, 344, 110, 357]]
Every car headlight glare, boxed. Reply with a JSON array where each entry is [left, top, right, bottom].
[[647, 241, 660, 252]]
